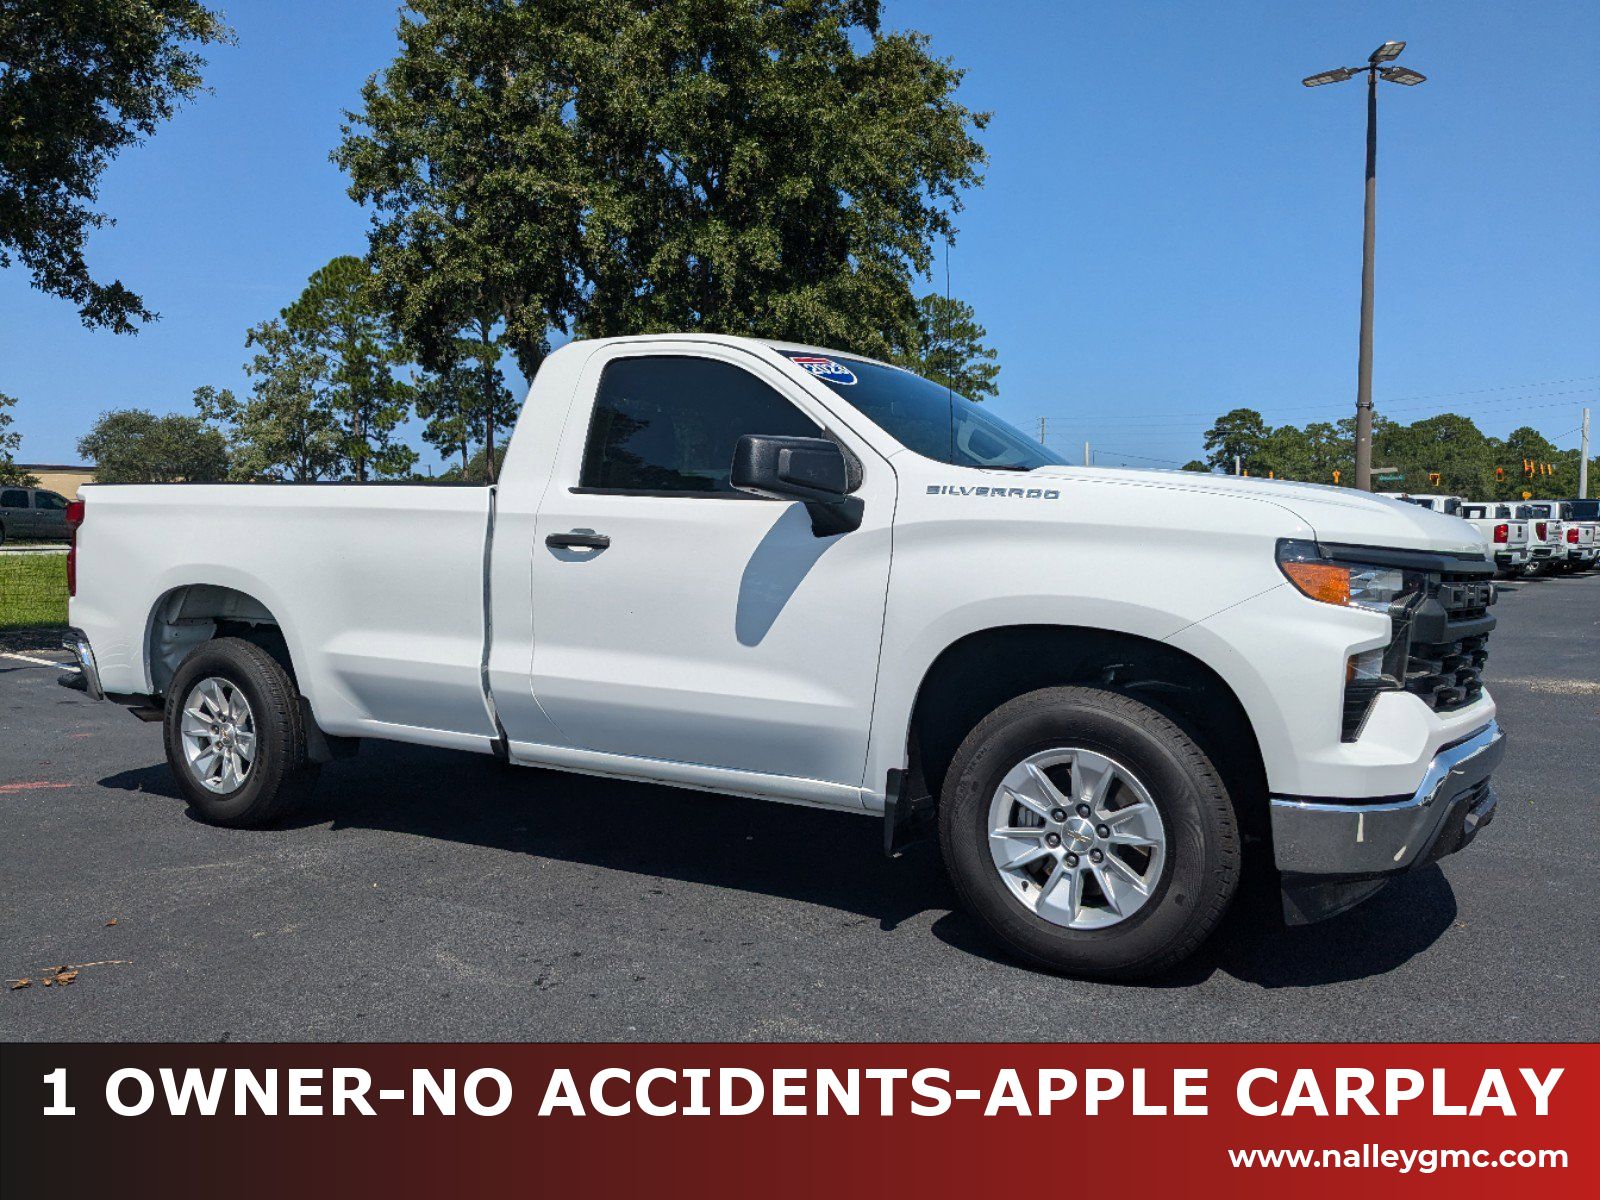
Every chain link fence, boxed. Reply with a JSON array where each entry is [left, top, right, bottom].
[[0, 548, 69, 631]]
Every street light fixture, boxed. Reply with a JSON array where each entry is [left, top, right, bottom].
[[1380, 66, 1428, 86], [1302, 40, 1429, 491]]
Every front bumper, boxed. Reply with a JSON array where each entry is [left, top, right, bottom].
[[1270, 719, 1504, 924]]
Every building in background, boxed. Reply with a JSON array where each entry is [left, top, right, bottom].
[[17, 464, 97, 497]]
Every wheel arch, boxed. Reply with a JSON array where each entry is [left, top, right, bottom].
[[144, 583, 304, 704], [900, 624, 1271, 840]]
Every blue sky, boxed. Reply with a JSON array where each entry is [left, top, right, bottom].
[[3, 0, 1597, 471]]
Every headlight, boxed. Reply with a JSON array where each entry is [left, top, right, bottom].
[[1275, 540, 1426, 613], [1275, 540, 1438, 741]]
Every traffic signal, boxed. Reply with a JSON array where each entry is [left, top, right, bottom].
[[1428, 472, 1441, 485], [1495, 466, 1505, 481]]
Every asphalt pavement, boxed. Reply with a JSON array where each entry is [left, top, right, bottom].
[[3, 572, 1597, 1042]]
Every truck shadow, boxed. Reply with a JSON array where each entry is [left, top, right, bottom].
[[99, 739, 1457, 990], [98, 742, 953, 936]]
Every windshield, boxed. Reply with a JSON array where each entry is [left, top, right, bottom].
[[781, 351, 1067, 471]]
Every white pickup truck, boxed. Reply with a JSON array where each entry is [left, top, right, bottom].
[[1520, 501, 1597, 572], [61, 335, 1505, 978], [1459, 504, 1532, 578]]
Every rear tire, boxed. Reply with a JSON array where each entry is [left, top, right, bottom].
[[938, 687, 1240, 980], [163, 637, 319, 827]]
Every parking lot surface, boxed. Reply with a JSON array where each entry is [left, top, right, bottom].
[[2, 572, 1597, 1042]]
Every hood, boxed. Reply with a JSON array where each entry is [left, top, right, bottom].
[[1028, 465, 1486, 554]]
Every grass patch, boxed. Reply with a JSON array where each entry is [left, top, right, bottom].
[[0, 551, 68, 630]]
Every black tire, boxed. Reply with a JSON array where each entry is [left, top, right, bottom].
[[938, 686, 1240, 980], [162, 636, 319, 827]]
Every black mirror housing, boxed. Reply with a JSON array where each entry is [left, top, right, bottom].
[[731, 435, 864, 536]]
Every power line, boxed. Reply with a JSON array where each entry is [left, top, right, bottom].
[[1039, 389, 1599, 432], [1032, 374, 1600, 423]]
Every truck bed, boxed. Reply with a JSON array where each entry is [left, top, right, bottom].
[[71, 483, 500, 752]]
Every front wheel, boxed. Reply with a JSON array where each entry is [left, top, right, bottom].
[[938, 687, 1241, 979], [163, 637, 319, 826]]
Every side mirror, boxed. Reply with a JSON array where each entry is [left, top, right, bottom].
[[731, 434, 864, 536]]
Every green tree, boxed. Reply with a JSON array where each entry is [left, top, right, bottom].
[[282, 256, 416, 481], [1258, 420, 1350, 483], [76, 408, 227, 482], [335, 0, 987, 381], [1202, 408, 1269, 474], [438, 443, 507, 484], [1180, 460, 1210, 473], [0, 1, 231, 331], [1494, 425, 1566, 500], [1374, 413, 1495, 497], [898, 293, 999, 398], [196, 321, 344, 482], [0, 392, 38, 485], [414, 323, 519, 480]]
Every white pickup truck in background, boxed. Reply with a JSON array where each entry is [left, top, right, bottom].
[[1394, 495, 1531, 578], [1519, 501, 1597, 572], [1449, 499, 1530, 578], [1478, 502, 1568, 576], [61, 335, 1506, 978]]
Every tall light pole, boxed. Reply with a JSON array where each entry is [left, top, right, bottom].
[[1304, 42, 1427, 491]]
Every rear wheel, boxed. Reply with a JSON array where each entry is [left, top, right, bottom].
[[938, 687, 1240, 979], [163, 637, 319, 826]]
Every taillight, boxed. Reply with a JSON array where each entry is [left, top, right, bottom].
[[1569, 527, 1580, 544], [66, 498, 85, 597], [1493, 523, 1508, 544], [1535, 521, 1548, 540]]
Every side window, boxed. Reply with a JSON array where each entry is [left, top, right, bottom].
[[35, 492, 68, 511], [0, 489, 27, 509], [579, 355, 820, 494], [1461, 506, 1484, 519]]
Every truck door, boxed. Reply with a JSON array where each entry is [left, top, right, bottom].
[[521, 344, 895, 805]]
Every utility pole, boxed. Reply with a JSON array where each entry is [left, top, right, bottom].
[[1581, 407, 1591, 499], [1353, 64, 1378, 492], [1083, 441, 1091, 467], [1303, 42, 1427, 492], [1037, 416, 1047, 445], [1234, 454, 1242, 477]]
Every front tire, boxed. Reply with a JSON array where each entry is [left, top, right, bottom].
[[938, 687, 1240, 980], [163, 637, 319, 826]]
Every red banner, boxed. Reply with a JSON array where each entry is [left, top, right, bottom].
[[2, 1043, 1591, 1196]]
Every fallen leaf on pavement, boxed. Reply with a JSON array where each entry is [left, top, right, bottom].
[[105, 919, 117, 926], [8, 979, 29, 990]]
